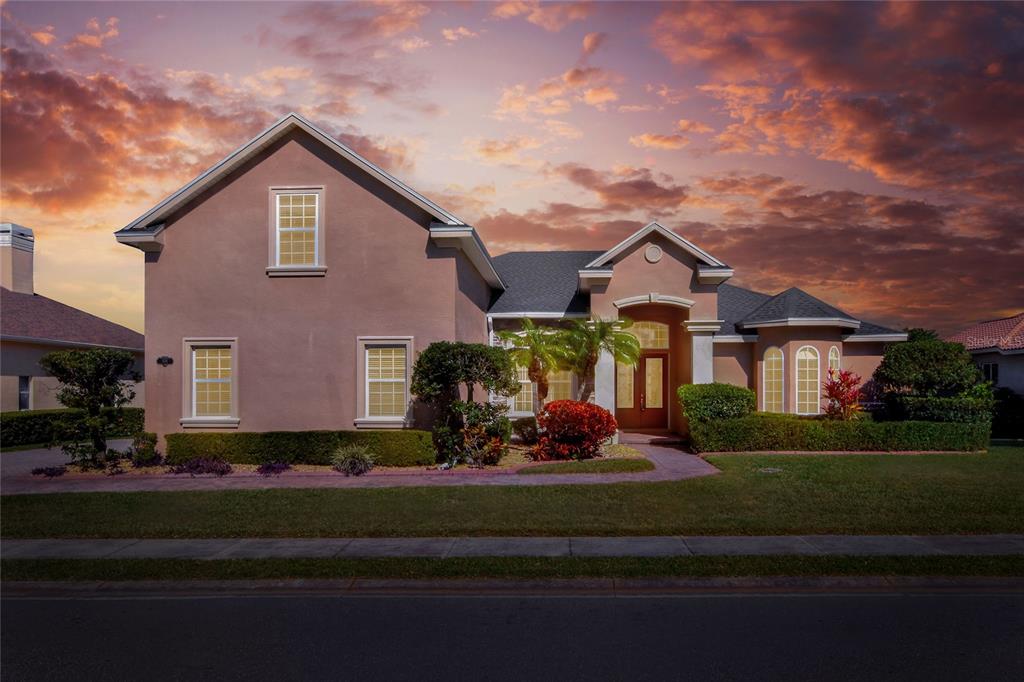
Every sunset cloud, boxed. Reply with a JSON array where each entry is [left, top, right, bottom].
[[442, 26, 477, 42], [629, 133, 689, 150], [491, 1, 591, 32], [66, 16, 118, 49]]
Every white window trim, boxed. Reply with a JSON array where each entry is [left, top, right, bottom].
[[762, 346, 784, 413], [180, 337, 240, 429], [354, 336, 413, 429], [828, 346, 841, 376], [795, 345, 821, 415], [266, 186, 327, 277]]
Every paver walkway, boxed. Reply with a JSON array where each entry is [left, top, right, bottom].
[[4, 535, 1023, 559], [0, 442, 719, 494]]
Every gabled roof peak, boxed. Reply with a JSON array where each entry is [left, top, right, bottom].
[[585, 221, 728, 270]]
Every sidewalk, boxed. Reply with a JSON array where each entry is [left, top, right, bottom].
[[4, 534, 1024, 560]]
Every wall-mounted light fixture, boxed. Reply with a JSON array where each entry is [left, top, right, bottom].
[[156, 356, 174, 366]]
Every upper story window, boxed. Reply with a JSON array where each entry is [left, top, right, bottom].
[[268, 187, 326, 277]]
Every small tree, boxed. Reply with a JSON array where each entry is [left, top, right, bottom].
[[38, 348, 139, 467], [823, 369, 863, 420], [559, 318, 641, 402], [873, 339, 981, 397], [905, 328, 940, 342], [496, 319, 563, 415]]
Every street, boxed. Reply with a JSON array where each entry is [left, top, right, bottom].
[[3, 588, 1022, 681]]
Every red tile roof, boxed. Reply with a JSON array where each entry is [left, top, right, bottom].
[[947, 312, 1024, 352], [1, 287, 144, 351]]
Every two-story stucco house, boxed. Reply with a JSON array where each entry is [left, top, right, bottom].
[[115, 113, 906, 442]]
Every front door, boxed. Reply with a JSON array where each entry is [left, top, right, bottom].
[[616, 352, 668, 429]]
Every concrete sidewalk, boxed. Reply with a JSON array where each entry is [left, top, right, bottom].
[[4, 534, 1024, 560]]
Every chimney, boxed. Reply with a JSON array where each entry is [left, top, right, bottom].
[[0, 223, 35, 294]]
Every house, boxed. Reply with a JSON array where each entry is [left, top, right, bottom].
[[1, 223, 145, 411], [947, 313, 1024, 395], [114, 113, 906, 441]]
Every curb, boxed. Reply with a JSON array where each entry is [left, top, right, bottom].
[[4, 576, 1023, 598]]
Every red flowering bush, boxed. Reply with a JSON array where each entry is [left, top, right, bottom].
[[533, 400, 618, 460], [823, 369, 864, 420]]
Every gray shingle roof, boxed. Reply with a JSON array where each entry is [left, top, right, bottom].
[[488, 251, 602, 315], [717, 283, 773, 334], [739, 287, 859, 327], [1, 287, 144, 351]]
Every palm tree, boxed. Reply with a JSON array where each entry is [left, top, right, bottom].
[[560, 317, 641, 402], [495, 319, 563, 414]]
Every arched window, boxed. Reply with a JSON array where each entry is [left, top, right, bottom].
[[763, 347, 784, 413], [796, 346, 820, 414], [828, 346, 841, 376], [629, 321, 669, 349]]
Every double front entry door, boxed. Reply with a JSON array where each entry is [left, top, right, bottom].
[[615, 351, 668, 430]]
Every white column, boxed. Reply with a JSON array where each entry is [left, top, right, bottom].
[[684, 320, 723, 385], [594, 348, 615, 410]]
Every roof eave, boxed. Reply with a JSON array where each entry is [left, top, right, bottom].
[[429, 225, 505, 289], [842, 332, 908, 342], [741, 317, 862, 330]]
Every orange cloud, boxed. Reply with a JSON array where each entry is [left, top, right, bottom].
[[492, 1, 592, 32], [442, 26, 478, 42], [66, 16, 118, 49], [629, 133, 689, 150]]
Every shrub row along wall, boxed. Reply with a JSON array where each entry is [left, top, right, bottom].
[[165, 430, 435, 467], [0, 408, 145, 447], [690, 414, 990, 453]]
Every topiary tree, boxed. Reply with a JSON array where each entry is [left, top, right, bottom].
[[410, 341, 518, 462], [873, 339, 982, 397], [38, 348, 140, 468]]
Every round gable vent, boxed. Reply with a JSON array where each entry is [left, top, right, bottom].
[[645, 244, 663, 263]]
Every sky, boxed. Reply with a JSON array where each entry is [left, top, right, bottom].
[[1, 1, 1022, 335]]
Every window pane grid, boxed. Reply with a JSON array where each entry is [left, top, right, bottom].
[[763, 348, 783, 413], [630, 321, 669, 349], [547, 370, 573, 402], [514, 365, 533, 413], [367, 346, 407, 417], [276, 193, 318, 266], [193, 347, 232, 417], [828, 347, 841, 375], [796, 347, 820, 414]]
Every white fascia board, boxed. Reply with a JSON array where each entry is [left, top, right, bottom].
[[713, 334, 758, 343], [743, 318, 861, 330], [697, 267, 734, 284], [487, 312, 589, 319], [0, 335, 144, 353], [429, 226, 505, 289], [114, 223, 166, 251], [115, 113, 464, 240], [843, 333, 908, 342], [585, 221, 726, 269], [578, 269, 613, 292]]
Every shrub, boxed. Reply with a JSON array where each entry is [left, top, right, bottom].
[[169, 458, 233, 477], [512, 416, 539, 444], [689, 413, 990, 453], [129, 432, 162, 467], [256, 461, 291, 476], [993, 388, 1024, 438], [873, 340, 981, 397], [0, 408, 144, 448], [823, 369, 863, 420], [332, 444, 376, 476], [534, 400, 617, 461], [31, 466, 66, 478], [164, 430, 434, 467], [449, 400, 511, 466], [881, 395, 994, 423], [678, 383, 756, 422]]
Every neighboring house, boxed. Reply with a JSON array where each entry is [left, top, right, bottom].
[[947, 312, 1024, 395], [114, 113, 906, 440], [1, 224, 145, 411]]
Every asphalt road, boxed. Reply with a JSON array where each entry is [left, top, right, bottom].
[[3, 589, 1022, 681]]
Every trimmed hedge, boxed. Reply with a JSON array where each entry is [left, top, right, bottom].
[[882, 395, 993, 423], [678, 383, 756, 422], [689, 413, 990, 453], [0, 408, 145, 447], [165, 430, 435, 467]]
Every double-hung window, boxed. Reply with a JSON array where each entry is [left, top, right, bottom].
[[268, 187, 325, 276], [181, 338, 239, 428], [356, 337, 412, 428]]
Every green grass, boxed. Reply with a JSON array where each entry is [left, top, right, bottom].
[[3, 447, 1022, 539], [3, 555, 1021, 582], [0, 442, 52, 453], [519, 458, 654, 475]]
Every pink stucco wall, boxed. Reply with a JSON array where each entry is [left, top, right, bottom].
[[143, 130, 489, 439], [713, 343, 753, 389]]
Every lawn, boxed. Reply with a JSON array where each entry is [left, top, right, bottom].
[[2, 447, 1022, 538], [519, 458, 654, 475], [4, 555, 1021, 582]]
